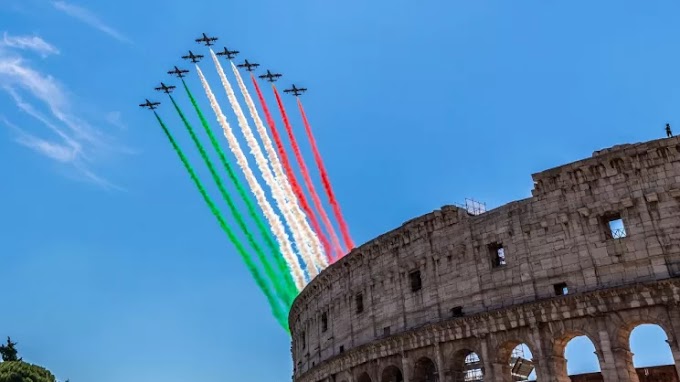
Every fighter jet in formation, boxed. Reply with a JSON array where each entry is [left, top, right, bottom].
[[284, 84, 307, 96], [155, 82, 176, 94], [195, 33, 218, 46], [139, 99, 161, 110], [237, 59, 260, 72], [259, 70, 282, 83], [167, 66, 189, 78], [182, 50, 204, 63], [216, 47, 239, 60]]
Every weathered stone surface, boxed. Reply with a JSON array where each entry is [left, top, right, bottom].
[[290, 136, 680, 382]]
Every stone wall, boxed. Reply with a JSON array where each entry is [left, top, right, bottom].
[[289, 136, 680, 382]]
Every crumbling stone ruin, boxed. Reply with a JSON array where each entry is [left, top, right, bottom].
[[289, 136, 680, 382]]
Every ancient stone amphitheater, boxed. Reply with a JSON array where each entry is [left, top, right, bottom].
[[289, 136, 680, 382]]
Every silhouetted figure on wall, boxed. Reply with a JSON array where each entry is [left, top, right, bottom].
[[666, 123, 673, 138]]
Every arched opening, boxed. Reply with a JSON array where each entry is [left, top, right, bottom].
[[358, 372, 372, 382], [451, 349, 483, 382], [509, 343, 536, 381], [552, 333, 601, 382], [381, 365, 404, 382], [629, 324, 678, 380], [412, 357, 437, 382], [564, 336, 601, 377]]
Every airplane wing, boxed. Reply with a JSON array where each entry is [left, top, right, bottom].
[[197, 54, 204, 58]]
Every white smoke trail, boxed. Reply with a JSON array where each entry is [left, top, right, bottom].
[[195, 64, 307, 289], [228, 59, 328, 270], [209, 51, 321, 277]]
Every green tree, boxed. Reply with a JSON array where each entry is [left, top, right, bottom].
[[0, 337, 57, 382], [0, 361, 57, 382], [0, 338, 20, 362]]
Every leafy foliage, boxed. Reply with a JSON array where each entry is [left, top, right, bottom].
[[0, 338, 20, 362], [0, 337, 60, 382], [0, 361, 56, 382]]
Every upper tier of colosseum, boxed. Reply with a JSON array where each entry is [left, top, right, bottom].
[[289, 136, 680, 378]]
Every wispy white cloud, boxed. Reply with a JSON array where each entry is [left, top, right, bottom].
[[52, 1, 131, 44], [105, 111, 126, 130], [1, 32, 59, 58], [2, 116, 75, 163], [0, 37, 125, 190]]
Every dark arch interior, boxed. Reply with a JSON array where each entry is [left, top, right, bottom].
[[381, 365, 404, 382], [357, 372, 372, 382], [412, 357, 437, 382]]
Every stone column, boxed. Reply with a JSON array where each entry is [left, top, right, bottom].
[[434, 342, 445, 382], [666, 304, 680, 379], [402, 355, 411, 382], [529, 325, 551, 381], [479, 335, 498, 382], [596, 318, 638, 382]]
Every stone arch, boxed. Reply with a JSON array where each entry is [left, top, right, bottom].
[[552, 330, 602, 382], [611, 307, 677, 351], [496, 340, 538, 382], [380, 365, 404, 382], [629, 324, 675, 367], [449, 349, 483, 382], [357, 372, 372, 382], [412, 357, 437, 382]]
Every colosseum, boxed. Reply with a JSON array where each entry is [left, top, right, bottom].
[[289, 136, 680, 382]]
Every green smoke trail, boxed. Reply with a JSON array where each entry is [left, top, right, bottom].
[[168, 93, 291, 307], [154, 110, 289, 332], [180, 79, 298, 306]]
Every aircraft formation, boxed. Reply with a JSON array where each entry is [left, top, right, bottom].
[[140, 33, 307, 110]]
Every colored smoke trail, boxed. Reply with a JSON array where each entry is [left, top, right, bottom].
[[152, 111, 289, 331], [171, 89, 294, 306], [251, 75, 340, 262], [194, 64, 307, 289], [179, 79, 297, 304], [270, 85, 346, 261], [297, 97, 355, 251], [229, 58, 328, 269], [209, 53, 321, 277]]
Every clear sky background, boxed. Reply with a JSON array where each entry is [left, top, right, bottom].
[[1, 1, 678, 381]]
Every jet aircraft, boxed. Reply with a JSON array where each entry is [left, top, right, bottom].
[[139, 99, 160, 110], [195, 33, 218, 46], [283, 84, 307, 96], [155, 82, 176, 94], [236, 59, 260, 72], [216, 47, 239, 59], [167, 66, 189, 78], [182, 50, 204, 63], [258, 70, 282, 83]]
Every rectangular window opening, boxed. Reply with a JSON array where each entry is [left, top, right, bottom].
[[339, 345, 344, 353], [451, 306, 464, 317], [489, 243, 507, 268], [321, 312, 328, 332], [410, 270, 422, 292], [554, 282, 569, 296], [302, 331, 306, 349], [383, 326, 391, 336], [356, 293, 364, 314], [606, 215, 627, 239]]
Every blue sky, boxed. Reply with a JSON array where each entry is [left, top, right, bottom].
[[1, 0, 678, 381]]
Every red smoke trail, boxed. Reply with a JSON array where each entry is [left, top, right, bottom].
[[252, 76, 337, 262], [295, 97, 355, 252], [271, 85, 346, 260]]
